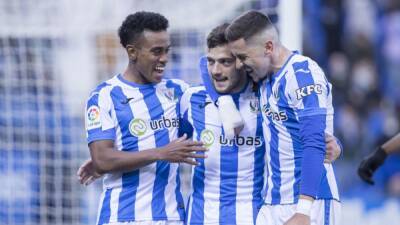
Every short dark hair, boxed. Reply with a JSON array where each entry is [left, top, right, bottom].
[[207, 23, 230, 49], [225, 10, 273, 42], [118, 11, 169, 48]]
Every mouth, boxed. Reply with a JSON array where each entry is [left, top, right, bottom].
[[154, 65, 165, 74], [212, 76, 228, 82]]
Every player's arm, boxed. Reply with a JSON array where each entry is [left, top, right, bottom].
[[199, 56, 243, 138], [89, 135, 206, 174], [358, 132, 400, 184], [78, 135, 206, 185], [284, 61, 332, 225]]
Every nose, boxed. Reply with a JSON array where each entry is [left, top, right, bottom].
[[211, 63, 222, 76], [159, 52, 168, 64]]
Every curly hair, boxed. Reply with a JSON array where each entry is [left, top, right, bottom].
[[118, 11, 169, 48]]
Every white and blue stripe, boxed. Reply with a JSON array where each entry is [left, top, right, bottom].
[[181, 83, 265, 225], [260, 53, 339, 205], [86, 74, 188, 224]]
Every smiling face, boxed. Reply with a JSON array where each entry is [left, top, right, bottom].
[[207, 45, 247, 94], [129, 30, 170, 84], [229, 38, 272, 82]]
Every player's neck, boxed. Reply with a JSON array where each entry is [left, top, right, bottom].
[[230, 72, 249, 94], [271, 46, 292, 74], [123, 63, 150, 84]]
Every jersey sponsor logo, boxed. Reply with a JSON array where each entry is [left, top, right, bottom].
[[129, 118, 147, 136], [262, 105, 288, 122], [220, 135, 263, 147], [87, 106, 101, 130], [200, 129, 263, 147], [295, 84, 322, 100], [200, 129, 215, 147], [129, 116, 180, 137]]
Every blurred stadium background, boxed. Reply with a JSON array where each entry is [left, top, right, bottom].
[[0, 0, 399, 224]]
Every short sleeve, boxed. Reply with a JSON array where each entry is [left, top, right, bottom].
[[286, 60, 331, 118], [85, 90, 116, 144]]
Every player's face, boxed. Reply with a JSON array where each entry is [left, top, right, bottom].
[[133, 30, 170, 84], [207, 45, 246, 94], [229, 38, 270, 82]]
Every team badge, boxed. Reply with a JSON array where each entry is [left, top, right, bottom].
[[164, 88, 178, 102], [249, 98, 260, 113], [129, 118, 147, 137], [87, 106, 101, 130]]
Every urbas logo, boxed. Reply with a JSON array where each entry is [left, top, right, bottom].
[[262, 105, 288, 122], [129, 116, 179, 137], [200, 129, 215, 147], [295, 84, 322, 100], [220, 135, 263, 147]]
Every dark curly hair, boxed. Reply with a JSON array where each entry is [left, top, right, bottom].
[[118, 11, 169, 48], [207, 23, 230, 49]]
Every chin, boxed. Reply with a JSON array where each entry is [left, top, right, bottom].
[[215, 88, 229, 94]]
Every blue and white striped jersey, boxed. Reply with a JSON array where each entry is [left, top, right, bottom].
[[85, 74, 189, 224], [180, 83, 266, 225], [259, 53, 339, 205]]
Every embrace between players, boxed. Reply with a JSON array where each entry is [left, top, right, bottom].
[[79, 11, 342, 225]]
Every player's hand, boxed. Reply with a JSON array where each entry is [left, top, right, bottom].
[[358, 147, 387, 185], [158, 134, 208, 166], [77, 158, 103, 186], [324, 134, 341, 163], [283, 213, 310, 225]]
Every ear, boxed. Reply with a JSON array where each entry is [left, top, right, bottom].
[[264, 41, 273, 55], [126, 44, 137, 62]]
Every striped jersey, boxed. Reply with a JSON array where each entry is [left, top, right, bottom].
[[85, 74, 189, 224], [259, 52, 340, 205], [180, 83, 266, 225]]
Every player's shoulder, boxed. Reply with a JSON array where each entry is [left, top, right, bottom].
[[161, 78, 190, 91], [183, 86, 207, 97], [290, 54, 324, 76], [87, 75, 120, 102]]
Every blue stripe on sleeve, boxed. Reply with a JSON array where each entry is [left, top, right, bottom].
[[293, 60, 320, 109], [189, 90, 207, 225], [298, 114, 326, 198], [87, 128, 116, 144], [110, 86, 139, 221], [139, 87, 171, 220]]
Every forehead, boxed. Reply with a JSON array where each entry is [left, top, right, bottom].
[[228, 38, 248, 53], [207, 45, 234, 59], [139, 30, 170, 48]]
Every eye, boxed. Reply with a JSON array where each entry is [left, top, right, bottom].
[[221, 58, 234, 66], [207, 58, 215, 66]]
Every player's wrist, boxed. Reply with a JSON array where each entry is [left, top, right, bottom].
[[296, 198, 313, 216], [372, 146, 388, 166]]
